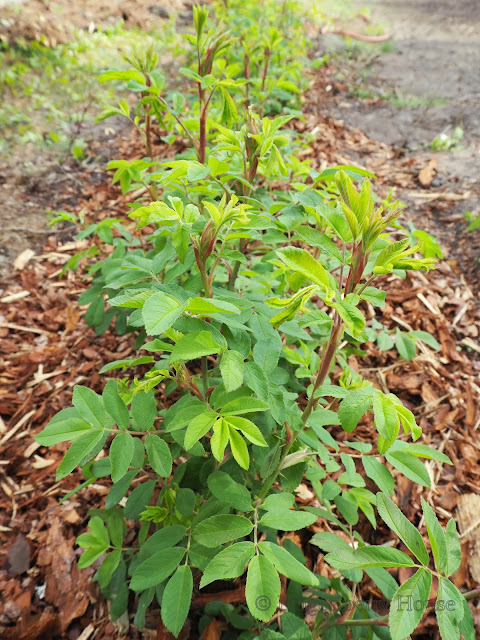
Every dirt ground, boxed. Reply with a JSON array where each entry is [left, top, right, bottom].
[[318, 0, 480, 287]]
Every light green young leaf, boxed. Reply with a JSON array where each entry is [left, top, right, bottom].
[[359, 286, 386, 308], [224, 416, 267, 446], [258, 541, 319, 586], [253, 338, 283, 373], [220, 350, 245, 392], [421, 497, 447, 574], [145, 434, 172, 477], [161, 565, 193, 637], [210, 418, 229, 461], [389, 569, 432, 640], [169, 330, 225, 363], [325, 546, 415, 570], [228, 425, 250, 469], [373, 393, 399, 442], [333, 301, 365, 337], [186, 297, 240, 315], [338, 387, 374, 433], [295, 226, 343, 261], [184, 412, 218, 450], [110, 432, 135, 483], [142, 292, 186, 336], [193, 515, 254, 548], [246, 554, 281, 621], [207, 471, 253, 512], [103, 379, 130, 429], [277, 247, 330, 289], [376, 494, 429, 565], [445, 519, 462, 577], [130, 547, 186, 591], [200, 542, 255, 588], [73, 386, 107, 428], [395, 329, 416, 361]]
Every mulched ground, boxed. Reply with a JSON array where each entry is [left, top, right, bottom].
[[1, 67, 480, 639]]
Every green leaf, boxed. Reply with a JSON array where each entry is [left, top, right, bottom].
[[221, 397, 270, 416], [186, 162, 211, 182], [186, 297, 240, 315], [228, 425, 250, 470], [395, 329, 416, 361], [333, 301, 365, 337], [193, 515, 254, 548], [72, 386, 107, 428], [246, 554, 280, 621], [130, 546, 186, 591], [389, 569, 432, 640], [295, 226, 342, 261], [200, 542, 255, 588], [373, 393, 399, 442], [184, 412, 218, 450], [325, 546, 415, 570], [35, 413, 93, 446], [210, 418, 229, 461], [169, 331, 225, 363], [376, 494, 429, 565], [142, 292, 186, 336], [56, 429, 104, 480], [97, 550, 122, 589], [258, 542, 318, 586], [365, 567, 399, 600], [277, 247, 330, 289], [409, 329, 440, 351], [259, 509, 317, 531], [445, 519, 462, 577], [362, 457, 395, 496], [110, 432, 135, 483], [421, 497, 447, 574], [145, 435, 172, 477], [224, 416, 267, 446], [220, 350, 245, 392], [103, 379, 130, 429], [385, 450, 431, 487], [253, 338, 283, 374], [140, 525, 187, 557], [131, 391, 157, 431], [207, 471, 253, 512], [458, 596, 475, 640], [360, 286, 386, 308], [338, 387, 374, 433], [161, 565, 193, 637], [435, 577, 464, 640]]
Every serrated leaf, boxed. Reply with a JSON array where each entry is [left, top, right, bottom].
[[207, 471, 253, 511], [435, 577, 464, 640], [200, 542, 255, 588], [325, 545, 415, 570], [145, 435, 172, 477], [445, 519, 462, 577], [376, 494, 429, 565], [142, 292, 186, 336], [385, 450, 431, 487], [193, 515, 254, 548], [259, 509, 317, 531], [184, 412, 218, 450], [56, 429, 104, 480], [72, 386, 107, 428], [35, 414, 93, 446], [186, 162, 211, 182], [389, 569, 432, 640], [228, 425, 250, 469], [334, 301, 365, 337], [373, 393, 399, 442], [224, 416, 267, 447], [246, 554, 280, 621], [277, 247, 330, 289], [220, 350, 245, 392], [421, 497, 447, 574], [338, 387, 374, 433], [161, 565, 193, 637], [131, 391, 157, 431], [395, 329, 416, 361], [169, 330, 225, 363], [362, 457, 395, 496], [258, 541, 318, 586], [103, 379, 130, 429], [130, 547, 186, 591], [110, 432, 135, 483], [221, 397, 269, 416]]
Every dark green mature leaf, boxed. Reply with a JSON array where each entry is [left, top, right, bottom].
[[458, 596, 475, 640], [131, 391, 157, 431], [207, 471, 253, 511], [258, 542, 318, 586], [161, 565, 193, 637], [200, 542, 255, 587], [259, 509, 317, 531], [365, 567, 399, 600], [362, 456, 395, 496], [35, 413, 93, 446], [445, 519, 462, 577], [325, 546, 415, 570], [435, 577, 464, 640], [103, 379, 130, 429], [193, 515, 254, 548], [140, 525, 187, 557], [421, 497, 446, 574], [389, 569, 432, 640], [56, 429, 104, 480], [376, 494, 429, 565], [73, 386, 107, 428], [130, 547, 186, 590], [145, 435, 172, 477], [338, 387, 374, 433], [220, 350, 245, 392], [110, 432, 135, 483], [385, 451, 431, 487], [246, 554, 281, 621]]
